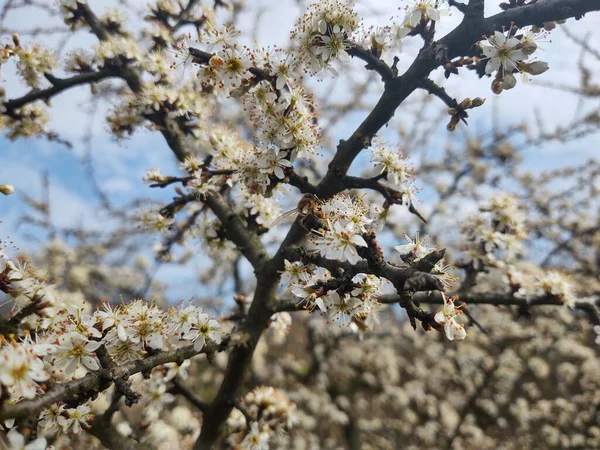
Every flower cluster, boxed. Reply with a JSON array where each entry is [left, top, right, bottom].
[[287, 261, 383, 329], [402, 0, 448, 28], [94, 36, 143, 67], [461, 192, 527, 267], [2, 104, 50, 140], [290, 0, 360, 75], [3, 429, 48, 450], [309, 194, 378, 264], [13, 40, 57, 88], [0, 251, 222, 406], [58, 0, 88, 30], [0, 340, 49, 400], [64, 49, 94, 74], [394, 232, 433, 259], [238, 191, 284, 227], [370, 141, 413, 188], [196, 46, 253, 91], [355, 1, 446, 58], [505, 268, 578, 308], [42, 402, 94, 434], [135, 205, 175, 236], [37, 401, 95, 435], [0, 253, 57, 314], [395, 233, 457, 289], [434, 293, 467, 341], [479, 27, 549, 94], [227, 386, 296, 449], [108, 81, 213, 139], [268, 312, 293, 344], [243, 81, 320, 161]]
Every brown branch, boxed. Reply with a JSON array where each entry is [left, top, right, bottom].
[[443, 0, 600, 61], [272, 0, 600, 272], [76, 2, 110, 40], [418, 78, 458, 109], [193, 269, 276, 449], [448, 0, 468, 14], [204, 193, 269, 270], [171, 378, 209, 412], [286, 170, 319, 195], [3, 70, 116, 112], [88, 413, 145, 450], [541, 224, 600, 268], [381, 291, 600, 324], [347, 44, 396, 83], [343, 175, 399, 201], [275, 246, 445, 330], [0, 339, 228, 421]]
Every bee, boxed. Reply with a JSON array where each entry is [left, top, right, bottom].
[[270, 194, 328, 233]]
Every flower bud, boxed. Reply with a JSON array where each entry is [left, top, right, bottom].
[[12, 33, 19, 47], [208, 54, 224, 69], [520, 61, 549, 75], [471, 97, 486, 107], [520, 40, 537, 55], [446, 116, 459, 132], [0, 184, 15, 195], [492, 78, 503, 95], [458, 98, 472, 110], [501, 73, 517, 90]]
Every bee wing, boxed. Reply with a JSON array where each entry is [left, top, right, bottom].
[[270, 208, 299, 228]]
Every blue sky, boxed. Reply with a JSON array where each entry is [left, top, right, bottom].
[[1, 0, 599, 301]]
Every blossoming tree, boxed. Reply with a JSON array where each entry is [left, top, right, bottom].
[[1, 0, 599, 449]]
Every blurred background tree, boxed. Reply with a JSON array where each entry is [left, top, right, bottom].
[[0, 0, 599, 449]]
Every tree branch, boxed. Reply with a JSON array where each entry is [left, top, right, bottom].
[[171, 378, 209, 412], [0, 339, 228, 421], [271, 0, 600, 273], [204, 193, 269, 270], [448, 0, 468, 14], [88, 414, 144, 450], [418, 78, 458, 109], [347, 44, 396, 83], [381, 291, 600, 324], [2, 70, 116, 112]]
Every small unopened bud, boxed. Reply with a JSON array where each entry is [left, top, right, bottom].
[[471, 97, 486, 107], [458, 98, 472, 110], [208, 54, 224, 69], [520, 40, 537, 55], [501, 73, 517, 90], [447, 116, 459, 132], [208, 133, 220, 148], [370, 35, 383, 58], [492, 78, 503, 95], [12, 33, 20, 47], [0, 184, 15, 195], [233, 294, 246, 306], [520, 60, 549, 75]]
